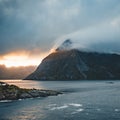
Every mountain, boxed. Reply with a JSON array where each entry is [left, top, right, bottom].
[[56, 39, 72, 51], [25, 48, 120, 80], [0, 65, 36, 79]]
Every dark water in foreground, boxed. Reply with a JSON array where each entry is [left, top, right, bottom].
[[0, 80, 120, 120]]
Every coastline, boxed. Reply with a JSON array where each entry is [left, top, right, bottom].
[[0, 81, 62, 101]]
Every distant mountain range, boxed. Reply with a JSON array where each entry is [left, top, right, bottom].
[[25, 40, 120, 80], [0, 65, 36, 79]]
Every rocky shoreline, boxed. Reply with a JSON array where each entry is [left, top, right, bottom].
[[0, 81, 62, 101]]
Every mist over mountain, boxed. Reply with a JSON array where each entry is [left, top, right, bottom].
[[56, 39, 72, 51], [0, 65, 36, 79], [25, 40, 120, 80], [53, 22, 120, 54]]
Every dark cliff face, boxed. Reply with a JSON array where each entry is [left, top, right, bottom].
[[25, 49, 120, 80]]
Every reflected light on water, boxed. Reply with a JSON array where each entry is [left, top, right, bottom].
[[0, 80, 44, 89]]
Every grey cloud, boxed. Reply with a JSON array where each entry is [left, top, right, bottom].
[[0, 0, 120, 54], [54, 19, 120, 53]]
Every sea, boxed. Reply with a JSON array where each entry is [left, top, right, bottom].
[[0, 80, 120, 120]]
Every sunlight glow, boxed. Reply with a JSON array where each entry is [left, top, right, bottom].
[[0, 59, 41, 67], [0, 51, 46, 67], [50, 48, 57, 53]]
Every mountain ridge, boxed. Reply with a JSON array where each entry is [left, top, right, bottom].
[[0, 65, 36, 79], [25, 49, 120, 80]]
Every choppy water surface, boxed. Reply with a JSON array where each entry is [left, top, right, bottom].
[[0, 80, 120, 120]]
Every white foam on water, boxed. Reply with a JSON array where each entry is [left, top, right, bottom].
[[76, 108, 84, 112], [115, 109, 119, 112], [0, 100, 12, 103], [68, 103, 82, 107], [96, 108, 101, 111], [49, 103, 83, 112], [50, 105, 68, 110], [18, 99, 22, 101], [71, 108, 84, 114], [48, 104, 57, 107]]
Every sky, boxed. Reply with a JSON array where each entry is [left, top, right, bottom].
[[0, 0, 120, 67]]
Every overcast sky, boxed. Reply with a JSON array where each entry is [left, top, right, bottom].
[[0, 0, 120, 56]]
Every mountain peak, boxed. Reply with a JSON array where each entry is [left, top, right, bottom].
[[56, 39, 72, 51]]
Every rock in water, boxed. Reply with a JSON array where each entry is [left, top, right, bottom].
[[25, 48, 120, 80]]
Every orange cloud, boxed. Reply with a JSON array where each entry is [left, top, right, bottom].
[[0, 50, 48, 67]]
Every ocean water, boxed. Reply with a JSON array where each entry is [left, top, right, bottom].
[[0, 80, 120, 120]]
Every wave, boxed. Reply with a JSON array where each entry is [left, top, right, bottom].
[[50, 105, 68, 110], [68, 103, 82, 107], [71, 108, 84, 114], [0, 100, 12, 103]]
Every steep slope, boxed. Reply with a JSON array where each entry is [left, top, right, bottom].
[[25, 49, 120, 80]]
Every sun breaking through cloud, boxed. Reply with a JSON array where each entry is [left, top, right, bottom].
[[0, 0, 120, 66]]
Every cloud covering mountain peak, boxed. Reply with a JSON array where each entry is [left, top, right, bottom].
[[53, 20, 120, 54]]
